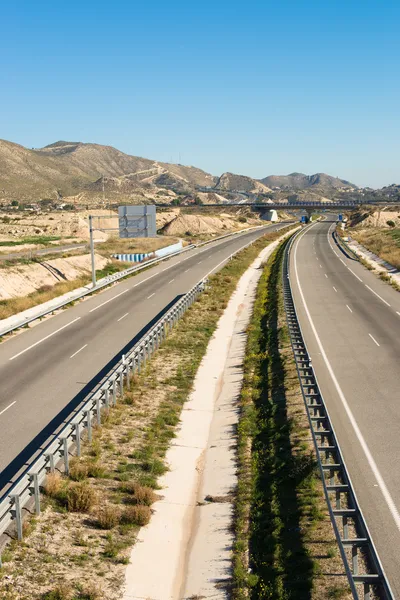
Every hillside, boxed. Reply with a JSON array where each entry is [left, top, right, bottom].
[[215, 172, 272, 194], [260, 172, 356, 191]]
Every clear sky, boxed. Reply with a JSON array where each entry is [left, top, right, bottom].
[[1, 0, 399, 188]]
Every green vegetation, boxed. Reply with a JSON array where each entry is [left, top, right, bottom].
[[0, 235, 62, 247], [233, 240, 349, 600]]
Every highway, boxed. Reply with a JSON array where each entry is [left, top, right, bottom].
[[0, 223, 290, 494], [290, 218, 400, 596]]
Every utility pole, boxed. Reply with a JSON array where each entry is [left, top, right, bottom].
[[89, 215, 96, 288]]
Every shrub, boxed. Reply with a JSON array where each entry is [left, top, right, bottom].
[[96, 504, 120, 529], [69, 458, 89, 481], [119, 482, 157, 506], [66, 482, 97, 513], [120, 504, 151, 526], [238, 216, 247, 223], [387, 220, 396, 227], [44, 472, 62, 498], [42, 582, 73, 600]]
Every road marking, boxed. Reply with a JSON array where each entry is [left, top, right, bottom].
[[0, 401, 16, 417], [340, 258, 346, 266], [369, 333, 380, 347], [117, 312, 129, 322], [325, 273, 328, 278], [320, 264, 322, 268], [346, 305, 352, 313], [198, 260, 202, 264], [365, 285, 391, 307], [333, 286, 337, 292], [70, 344, 87, 358], [184, 269, 189, 273], [294, 227, 400, 533], [147, 293, 155, 299], [89, 289, 129, 313], [397, 311, 400, 317], [348, 268, 362, 282], [9, 317, 81, 361], [168, 279, 175, 284]]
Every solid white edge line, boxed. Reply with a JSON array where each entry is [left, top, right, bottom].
[[348, 268, 362, 282], [365, 285, 391, 307], [70, 344, 88, 359], [9, 317, 81, 361], [0, 401, 16, 417], [117, 313, 129, 322], [294, 226, 400, 532], [89, 289, 129, 313], [369, 333, 380, 347]]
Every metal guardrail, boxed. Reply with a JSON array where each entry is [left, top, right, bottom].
[[282, 232, 394, 600], [0, 279, 205, 559], [0, 224, 270, 339], [332, 229, 359, 261], [0, 228, 264, 563]]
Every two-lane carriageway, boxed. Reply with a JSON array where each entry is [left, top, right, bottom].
[[290, 219, 400, 596]]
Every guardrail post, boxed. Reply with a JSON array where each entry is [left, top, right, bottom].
[[10, 494, 23, 541], [364, 583, 370, 600], [104, 389, 110, 409], [96, 397, 101, 426], [86, 411, 92, 442], [352, 545, 358, 575], [46, 452, 55, 473], [74, 423, 81, 457], [30, 473, 41, 516], [62, 437, 69, 474], [112, 379, 117, 405], [119, 371, 124, 396]]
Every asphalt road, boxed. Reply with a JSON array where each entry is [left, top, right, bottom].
[[0, 223, 290, 493], [290, 219, 400, 596]]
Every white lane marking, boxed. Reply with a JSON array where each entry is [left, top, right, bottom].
[[348, 268, 362, 282], [168, 279, 175, 284], [333, 250, 339, 257], [346, 305, 353, 313], [325, 273, 328, 278], [70, 344, 87, 359], [340, 258, 346, 266], [184, 269, 189, 273], [198, 260, 202, 264], [369, 333, 380, 347], [333, 286, 337, 292], [397, 311, 400, 317], [320, 264, 322, 268], [89, 289, 129, 313], [9, 317, 81, 361], [118, 312, 129, 322], [0, 401, 16, 417], [365, 285, 391, 307], [294, 227, 400, 533], [147, 293, 155, 299]]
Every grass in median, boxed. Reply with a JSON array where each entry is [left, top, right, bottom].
[[233, 240, 351, 600], [0, 225, 295, 600]]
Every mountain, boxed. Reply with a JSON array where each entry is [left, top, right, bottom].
[[260, 172, 356, 191], [215, 172, 272, 194], [0, 139, 217, 202]]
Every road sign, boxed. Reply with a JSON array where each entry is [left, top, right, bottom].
[[338, 214, 343, 221], [118, 205, 157, 238]]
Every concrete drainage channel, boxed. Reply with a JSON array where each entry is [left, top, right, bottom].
[[283, 232, 394, 600]]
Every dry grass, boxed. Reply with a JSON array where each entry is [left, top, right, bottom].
[[120, 505, 152, 527], [351, 227, 400, 270], [43, 472, 63, 498], [66, 482, 97, 512], [96, 504, 121, 530], [120, 482, 157, 506]]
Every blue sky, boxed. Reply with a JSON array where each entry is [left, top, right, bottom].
[[1, 0, 399, 188]]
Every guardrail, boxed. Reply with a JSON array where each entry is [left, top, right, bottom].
[[0, 224, 271, 339], [332, 229, 359, 261], [0, 227, 265, 563], [282, 232, 394, 600]]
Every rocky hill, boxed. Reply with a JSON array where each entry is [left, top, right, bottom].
[[215, 172, 272, 194], [260, 172, 356, 191]]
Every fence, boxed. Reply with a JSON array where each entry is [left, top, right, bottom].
[[282, 232, 394, 600]]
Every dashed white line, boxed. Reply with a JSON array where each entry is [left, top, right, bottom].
[[147, 293, 155, 299], [346, 305, 353, 313], [118, 312, 129, 321], [89, 289, 129, 313], [397, 311, 400, 317], [333, 286, 337, 292], [198, 260, 203, 264], [294, 226, 400, 533], [168, 279, 175, 284], [369, 333, 380, 347], [365, 285, 391, 307], [325, 273, 328, 278], [70, 344, 87, 359], [9, 317, 81, 361], [0, 401, 16, 417]]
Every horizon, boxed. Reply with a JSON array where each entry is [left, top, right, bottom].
[[1, 1, 399, 188]]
